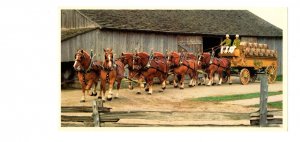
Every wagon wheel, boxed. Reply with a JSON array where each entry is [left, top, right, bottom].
[[266, 65, 277, 84], [240, 68, 250, 85]]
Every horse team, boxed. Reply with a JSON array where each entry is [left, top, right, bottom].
[[73, 48, 231, 103]]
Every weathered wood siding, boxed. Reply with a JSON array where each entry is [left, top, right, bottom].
[[61, 30, 196, 62], [177, 35, 203, 53], [61, 10, 98, 29]]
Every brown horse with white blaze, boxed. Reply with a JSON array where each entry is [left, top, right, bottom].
[[99, 48, 117, 101], [73, 49, 102, 103]]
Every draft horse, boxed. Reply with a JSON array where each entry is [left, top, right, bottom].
[[133, 51, 168, 95], [120, 52, 145, 94], [200, 52, 232, 86], [99, 48, 117, 101], [167, 51, 200, 89], [73, 49, 102, 103]]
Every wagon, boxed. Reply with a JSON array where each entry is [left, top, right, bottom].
[[219, 42, 278, 85]]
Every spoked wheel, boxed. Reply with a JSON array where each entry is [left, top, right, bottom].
[[240, 68, 250, 85], [266, 65, 277, 84]]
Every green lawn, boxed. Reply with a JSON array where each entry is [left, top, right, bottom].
[[192, 91, 283, 102], [252, 101, 282, 109]]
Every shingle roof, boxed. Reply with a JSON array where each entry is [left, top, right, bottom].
[[61, 27, 98, 41], [78, 10, 282, 37]]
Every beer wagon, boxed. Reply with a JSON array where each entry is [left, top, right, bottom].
[[220, 42, 278, 85]]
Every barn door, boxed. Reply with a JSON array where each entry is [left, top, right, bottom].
[[177, 35, 203, 53]]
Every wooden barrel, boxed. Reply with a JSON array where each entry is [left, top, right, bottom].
[[265, 49, 271, 57], [258, 44, 263, 49], [253, 43, 258, 49], [253, 49, 259, 56], [248, 43, 253, 48], [262, 44, 268, 49], [260, 49, 266, 56], [240, 42, 248, 47], [257, 49, 264, 56], [273, 50, 278, 58], [249, 48, 255, 56], [244, 47, 251, 56]]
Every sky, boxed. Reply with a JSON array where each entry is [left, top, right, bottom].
[[249, 8, 287, 29]]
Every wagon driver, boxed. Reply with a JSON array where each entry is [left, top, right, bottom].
[[228, 34, 241, 53], [220, 34, 231, 53]]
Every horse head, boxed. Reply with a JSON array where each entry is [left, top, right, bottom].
[[133, 52, 149, 70], [73, 49, 91, 72], [104, 48, 114, 69], [200, 52, 211, 66], [121, 52, 135, 71], [167, 51, 180, 66]]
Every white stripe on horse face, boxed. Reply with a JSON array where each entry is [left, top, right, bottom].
[[73, 61, 78, 68], [108, 54, 112, 67]]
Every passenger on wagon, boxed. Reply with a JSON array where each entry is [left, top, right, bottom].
[[220, 34, 231, 53], [228, 34, 241, 53]]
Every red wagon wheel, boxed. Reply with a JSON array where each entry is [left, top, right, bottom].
[[240, 68, 250, 85]]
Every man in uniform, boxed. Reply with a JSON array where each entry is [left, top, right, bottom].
[[228, 34, 240, 53], [220, 34, 231, 53]]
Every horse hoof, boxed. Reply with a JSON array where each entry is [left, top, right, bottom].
[[159, 89, 164, 92], [114, 96, 118, 99], [145, 88, 149, 92], [91, 92, 97, 96], [98, 96, 102, 99], [188, 85, 193, 87], [162, 87, 166, 90], [80, 100, 85, 103], [212, 83, 216, 86], [147, 92, 152, 95], [129, 86, 134, 90], [180, 87, 184, 90], [229, 83, 232, 85], [174, 85, 178, 88], [107, 97, 112, 101], [136, 92, 141, 95], [217, 84, 221, 86]]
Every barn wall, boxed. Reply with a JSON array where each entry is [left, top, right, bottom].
[[62, 30, 204, 62], [61, 10, 98, 29]]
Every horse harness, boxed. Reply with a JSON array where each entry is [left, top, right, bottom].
[[211, 58, 230, 69]]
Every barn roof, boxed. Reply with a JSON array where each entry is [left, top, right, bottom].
[[77, 10, 282, 37], [61, 27, 98, 41]]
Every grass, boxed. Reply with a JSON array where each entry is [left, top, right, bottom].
[[276, 75, 283, 81], [192, 91, 282, 102], [252, 101, 282, 109]]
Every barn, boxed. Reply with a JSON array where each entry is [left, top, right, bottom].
[[61, 9, 283, 85]]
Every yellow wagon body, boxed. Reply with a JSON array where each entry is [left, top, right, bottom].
[[219, 43, 278, 85]]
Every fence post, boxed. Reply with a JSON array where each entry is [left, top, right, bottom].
[[92, 100, 100, 127], [259, 74, 268, 127]]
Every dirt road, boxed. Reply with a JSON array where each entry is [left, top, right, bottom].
[[61, 80, 283, 113]]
